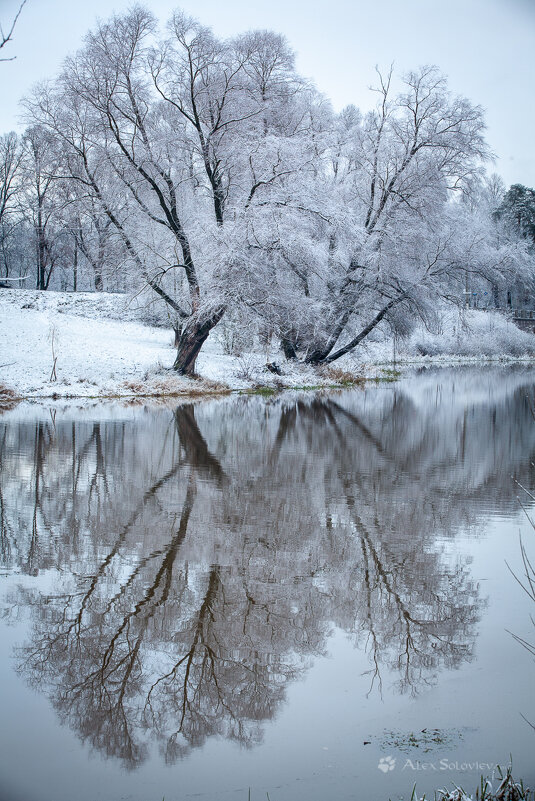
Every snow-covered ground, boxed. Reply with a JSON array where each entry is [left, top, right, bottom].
[[0, 290, 338, 399], [1, 289, 535, 401], [1, 290, 176, 398]]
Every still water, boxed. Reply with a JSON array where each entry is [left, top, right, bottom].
[[1, 367, 535, 801]]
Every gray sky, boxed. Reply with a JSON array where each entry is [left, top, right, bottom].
[[1, 0, 534, 187]]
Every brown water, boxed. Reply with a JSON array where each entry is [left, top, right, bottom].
[[1, 366, 535, 801]]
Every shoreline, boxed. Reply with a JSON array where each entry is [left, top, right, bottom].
[[3, 356, 535, 406]]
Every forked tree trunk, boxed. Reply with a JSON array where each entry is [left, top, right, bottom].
[[305, 293, 407, 366], [173, 306, 226, 376]]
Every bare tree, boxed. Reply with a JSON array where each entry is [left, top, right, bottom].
[[0, 132, 22, 225], [0, 131, 25, 283], [20, 125, 69, 290], [0, 0, 27, 62]]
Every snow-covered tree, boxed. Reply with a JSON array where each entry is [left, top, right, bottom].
[[25, 6, 316, 372], [236, 67, 527, 363]]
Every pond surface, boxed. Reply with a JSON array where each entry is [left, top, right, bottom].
[[1, 367, 535, 801]]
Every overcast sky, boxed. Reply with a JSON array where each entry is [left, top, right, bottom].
[[1, 0, 534, 188]]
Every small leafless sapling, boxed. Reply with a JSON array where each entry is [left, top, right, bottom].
[[48, 324, 58, 382]]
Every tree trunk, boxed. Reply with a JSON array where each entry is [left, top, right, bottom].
[[304, 344, 332, 365], [280, 337, 298, 360], [173, 306, 226, 376], [73, 241, 78, 292], [37, 215, 46, 290]]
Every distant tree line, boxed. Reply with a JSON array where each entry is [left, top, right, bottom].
[[0, 5, 534, 372]]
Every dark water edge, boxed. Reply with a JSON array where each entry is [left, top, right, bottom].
[[1, 365, 535, 801]]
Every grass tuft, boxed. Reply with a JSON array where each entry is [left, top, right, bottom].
[[319, 366, 365, 386]]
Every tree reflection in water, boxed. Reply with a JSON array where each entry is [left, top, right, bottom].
[[2, 373, 535, 768]]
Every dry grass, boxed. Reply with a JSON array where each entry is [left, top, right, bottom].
[[318, 365, 365, 386], [0, 383, 20, 412], [120, 375, 231, 398]]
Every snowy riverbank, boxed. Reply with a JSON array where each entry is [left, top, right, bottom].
[[0, 289, 353, 400], [1, 289, 535, 401]]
